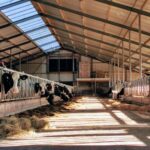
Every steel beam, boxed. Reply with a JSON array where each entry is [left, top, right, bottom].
[[0, 41, 32, 52], [47, 24, 150, 59], [32, 0, 150, 37], [0, 25, 48, 43], [54, 33, 150, 65], [9, 52, 43, 66], [1, 12, 149, 49], [0, 14, 40, 29], [63, 45, 108, 63], [11, 49, 60, 67], [41, 13, 150, 50], [0, 47, 38, 61], [0, 13, 46, 54], [95, 0, 150, 17]]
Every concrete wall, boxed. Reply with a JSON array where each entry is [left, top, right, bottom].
[[0, 98, 48, 117]]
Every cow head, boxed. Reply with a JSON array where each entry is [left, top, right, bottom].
[[34, 82, 46, 96], [40, 82, 46, 96], [46, 83, 52, 91], [2, 72, 28, 94]]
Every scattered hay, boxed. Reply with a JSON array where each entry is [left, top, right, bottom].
[[30, 116, 48, 130], [0, 97, 77, 138], [19, 118, 31, 131], [111, 101, 121, 108], [104, 99, 150, 112]]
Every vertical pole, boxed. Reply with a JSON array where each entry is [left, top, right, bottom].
[[10, 49, 12, 69], [111, 59, 114, 85], [109, 60, 111, 87], [129, 30, 132, 82], [72, 53, 75, 85], [58, 51, 60, 82], [117, 49, 120, 81], [122, 41, 125, 82], [19, 52, 21, 72], [91, 58, 93, 78], [114, 58, 116, 84], [139, 14, 142, 78], [27, 55, 29, 73]]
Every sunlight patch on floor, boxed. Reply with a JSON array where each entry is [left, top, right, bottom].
[[0, 96, 149, 148]]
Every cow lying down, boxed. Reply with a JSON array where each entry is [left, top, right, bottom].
[[34, 82, 73, 105], [1, 72, 28, 95]]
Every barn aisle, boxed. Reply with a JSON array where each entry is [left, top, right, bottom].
[[0, 97, 150, 150]]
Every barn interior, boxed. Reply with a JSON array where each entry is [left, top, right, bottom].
[[0, 0, 150, 149]]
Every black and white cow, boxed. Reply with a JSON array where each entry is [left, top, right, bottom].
[[34, 82, 73, 105], [1, 72, 28, 94], [54, 84, 70, 102], [63, 86, 73, 99], [34, 82, 55, 105]]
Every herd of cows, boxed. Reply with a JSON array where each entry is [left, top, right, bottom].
[[0, 71, 73, 105]]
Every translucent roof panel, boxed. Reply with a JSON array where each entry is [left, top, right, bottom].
[[0, 0, 60, 53], [43, 42, 61, 52]]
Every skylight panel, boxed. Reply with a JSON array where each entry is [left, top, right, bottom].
[[0, 0, 20, 7], [41, 41, 60, 50], [43, 42, 61, 52], [0, 0, 60, 53], [2, 2, 31, 12], [35, 36, 56, 45]]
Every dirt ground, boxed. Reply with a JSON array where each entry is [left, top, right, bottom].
[[0, 96, 150, 150]]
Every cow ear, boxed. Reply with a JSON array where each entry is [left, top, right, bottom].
[[20, 75, 28, 80]]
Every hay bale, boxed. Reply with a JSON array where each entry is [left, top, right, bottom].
[[5, 116, 19, 125], [30, 116, 48, 130], [19, 118, 31, 131], [0, 123, 21, 137]]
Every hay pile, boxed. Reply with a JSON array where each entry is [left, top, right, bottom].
[[104, 99, 150, 112], [0, 97, 77, 138], [0, 115, 48, 138]]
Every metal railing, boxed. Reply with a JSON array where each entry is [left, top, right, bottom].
[[124, 76, 150, 97], [0, 66, 73, 102]]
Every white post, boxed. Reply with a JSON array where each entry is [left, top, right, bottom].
[[139, 14, 142, 78], [122, 41, 125, 82], [129, 31, 132, 82], [117, 49, 120, 82]]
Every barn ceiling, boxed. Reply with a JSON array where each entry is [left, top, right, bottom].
[[0, 0, 150, 73], [32, 0, 150, 73]]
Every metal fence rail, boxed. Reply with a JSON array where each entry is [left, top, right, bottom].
[[124, 76, 150, 97], [0, 66, 72, 102]]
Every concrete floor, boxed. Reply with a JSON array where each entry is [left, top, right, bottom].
[[0, 96, 150, 150]]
